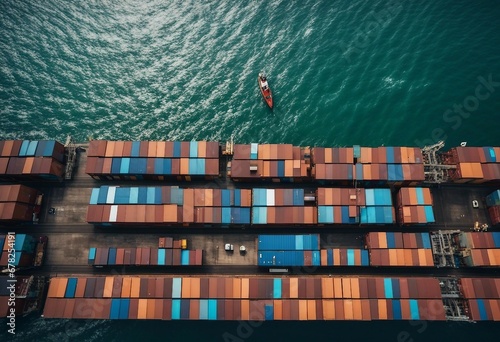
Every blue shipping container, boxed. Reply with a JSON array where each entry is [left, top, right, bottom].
[[190, 141, 198, 158], [361, 250, 369, 265], [392, 300, 402, 320], [409, 299, 420, 319], [119, 299, 130, 319], [312, 251, 320, 266], [347, 249, 354, 265], [222, 207, 231, 224], [129, 187, 139, 204], [97, 186, 109, 204], [120, 158, 130, 174], [171, 299, 181, 319], [108, 248, 117, 265], [208, 299, 217, 320], [35, 140, 47, 157], [265, 305, 274, 320], [493, 232, 500, 248], [158, 249, 166, 265], [110, 299, 121, 319], [221, 190, 231, 207], [138, 187, 147, 203], [27, 141, 38, 156], [181, 250, 190, 265], [318, 206, 334, 223], [252, 207, 267, 224], [19, 140, 30, 156], [88, 247, 96, 261], [424, 206, 435, 223], [111, 158, 121, 174], [65, 278, 77, 298], [293, 189, 304, 206], [173, 141, 181, 158], [384, 278, 393, 299], [273, 279, 282, 298], [43, 141, 56, 158]]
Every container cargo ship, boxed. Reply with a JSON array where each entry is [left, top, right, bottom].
[[0, 138, 499, 322]]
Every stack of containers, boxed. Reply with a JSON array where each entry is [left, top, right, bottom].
[[460, 278, 500, 321], [396, 187, 435, 224], [86, 186, 251, 225], [360, 189, 395, 224], [88, 247, 203, 266], [43, 275, 446, 321], [365, 232, 434, 267], [444, 146, 500, 183], [486, 190, 500, 225], [257, 234, 320, 266], [311, 147, 355, 183], [230, 143, 310, 182], [0, 184, 41, 222], [458, 232, 500, 266], [312, 146, 425, 185], [251, 189, 316, 225], [85, 141, 220, 181], [353, 146, 425, 185], [317, 188, 366, 224], [0, 233, 36, 267], [320, 249, 369, 266], [0, 140, 65, 181]]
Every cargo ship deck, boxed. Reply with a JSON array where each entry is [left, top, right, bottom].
[[1, 141, 500, 322], [2, 144, 496, 276]]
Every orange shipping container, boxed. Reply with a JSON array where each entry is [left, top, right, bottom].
[[298, 300, 308, 320], [131, 278, 141, 298], [56, 278, 68, 298], [182, 278, 191, 298], [237, 278, 245, 299], [274, 300, 283, 320], [284, 160, 294, 177], [378, 299, 388, 320], [180, 158, 189, 175], [146, 299, 156, 319], [163, 204, 178, 223], [351, 279, 360, 299], [290, 278, 299, 299], [404, 249, 413, 266], [240, 300, 250, 320], [47, 278, 59, 298], [121, 278, 132, 298], [105, 141, 115, 157], [352, 299, 363, 320], [342, 278, 351, 298], [307, 300, 316, 320], [323, 300, 335, 320], [204, 189, 213, 207], [191, 278, 200, 298], [322, 278, 334, 298], [344, 299, 354, 320], [137, 299, 147, 319], [103, 277, 114, 298], [198, 141, 207, 158]]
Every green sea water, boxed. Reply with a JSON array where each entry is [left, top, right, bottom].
[[1, 0, 500, 341]]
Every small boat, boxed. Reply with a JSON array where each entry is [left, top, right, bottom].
[[258, 72, 273, 109]]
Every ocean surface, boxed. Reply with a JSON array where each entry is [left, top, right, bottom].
[[1, 0, 500, 341]]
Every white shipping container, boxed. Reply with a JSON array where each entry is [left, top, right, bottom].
[[266, 189, 275, 206], [109, 205, 118, 222], [106, 186, 117, 204]]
